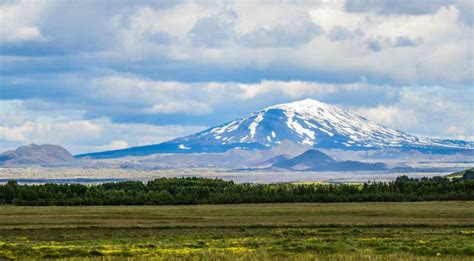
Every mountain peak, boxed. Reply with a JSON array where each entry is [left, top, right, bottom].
[[178, 98, 473, 151], [270, 98, 333, 113], [272, 98, 328, 108]]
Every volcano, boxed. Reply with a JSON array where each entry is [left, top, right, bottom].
[[77, 99, 473, 159]]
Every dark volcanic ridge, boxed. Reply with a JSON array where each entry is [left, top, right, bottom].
[[271, 149, 386, 171]]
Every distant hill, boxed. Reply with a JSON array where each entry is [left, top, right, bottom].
[[0, 144, 75, 165], [446, 167, 474, 179], [256, 155, 292, 168], [272, 149, 386, 171]]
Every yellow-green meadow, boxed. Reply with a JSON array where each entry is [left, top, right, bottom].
[[0, 202, 473, 260]]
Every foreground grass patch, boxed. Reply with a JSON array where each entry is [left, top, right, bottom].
[[0, 202, 473, 259]]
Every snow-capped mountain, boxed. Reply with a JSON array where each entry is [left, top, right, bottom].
[[77, 99, 474, 159]]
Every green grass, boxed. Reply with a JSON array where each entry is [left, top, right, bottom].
[[0, 201, 473, 260]]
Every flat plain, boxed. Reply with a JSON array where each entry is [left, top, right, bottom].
[[0, 201, 473, 260], [0, 166, 465, 184]]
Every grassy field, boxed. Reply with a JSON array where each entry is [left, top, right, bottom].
[[0, 202, 473, 260]]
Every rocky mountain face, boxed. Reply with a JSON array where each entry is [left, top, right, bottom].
[[0, 144, 75, 165], [77, 99, 474, 159]]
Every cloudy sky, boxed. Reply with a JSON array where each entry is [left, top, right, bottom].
[[0, 0, 473, 154]]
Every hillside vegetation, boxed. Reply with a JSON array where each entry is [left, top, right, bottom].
[[447, 167, 474, 179]]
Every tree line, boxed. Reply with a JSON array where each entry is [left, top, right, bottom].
[[0, 175, 473, 206]]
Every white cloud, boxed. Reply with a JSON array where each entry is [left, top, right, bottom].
[[236, 80, 399, 107], [0, 1, 48, 42], [0, 125, 29, 143], [86, 74, 400, 111], [0, 99, 206, 154], [146, 101, 212, 115], [354, 87, 474, 140], [0, 119, 103, 147], [354, 106, 419, 130], [238, 81, 359, 99], [94, 140, 129, 152]]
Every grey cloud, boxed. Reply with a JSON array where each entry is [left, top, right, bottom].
[[327, 26, 364, 41], [0, 1, 183, 57], [1, 2, 118, 56], [327, 27, 422, 49], [345, 0, 444, 15], [367, 36, 423, 52], [345, 0, 473, 27], [324, 85, 400, 107], [239, 11, 321, 48], [189, 10, 237, 47], [368, 39, 383, 52], [393, 36, 423, 47], [148, 32, 175, 45], [455, 0, 474, 27]]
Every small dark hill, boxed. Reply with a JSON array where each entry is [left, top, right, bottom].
[[272, 149, 386, 171], [273, 149, 335, 169]]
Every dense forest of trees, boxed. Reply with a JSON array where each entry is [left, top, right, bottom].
[[0, 175, 473, 206]]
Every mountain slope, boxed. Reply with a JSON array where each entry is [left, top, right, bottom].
[[0, 144, 75, 165], [77, 99, 474, 159]]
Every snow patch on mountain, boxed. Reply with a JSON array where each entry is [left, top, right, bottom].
[[179, 144, 190, 150]]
